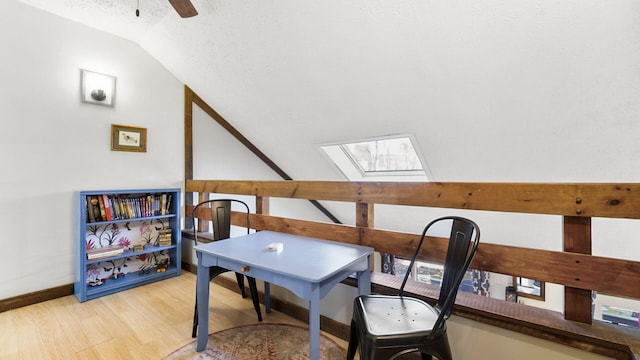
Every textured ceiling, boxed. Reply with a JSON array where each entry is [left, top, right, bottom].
[[16, 0, 197, 42], [13, 0, 640, 185]]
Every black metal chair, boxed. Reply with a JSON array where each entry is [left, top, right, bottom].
[[191, 199, 262, 338], [346, 216, 480, 360]]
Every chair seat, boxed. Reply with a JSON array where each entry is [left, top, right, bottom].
[[360, 295, 439, 337]]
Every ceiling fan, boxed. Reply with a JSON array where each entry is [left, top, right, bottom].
[[168, 0, 198, 18]]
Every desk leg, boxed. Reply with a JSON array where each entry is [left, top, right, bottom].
[[264, 281, 271, 313], [357, 255, 372, 296], [196, 255, 210, 352], [308, 285, 321, 360]]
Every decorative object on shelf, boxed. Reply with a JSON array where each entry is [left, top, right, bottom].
[[111, 124, 147, 152], [80, 69, 116, 107], [158, 228, 172, 246]]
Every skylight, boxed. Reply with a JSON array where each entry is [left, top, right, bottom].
[[320, 135, 430, 182]]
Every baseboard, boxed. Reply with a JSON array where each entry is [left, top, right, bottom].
[[0, 283, 74, 313]]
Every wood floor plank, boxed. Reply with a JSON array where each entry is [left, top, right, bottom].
[[0, 272, 346, 359]]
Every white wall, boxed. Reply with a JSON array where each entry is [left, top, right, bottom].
[[0, 1, 184, 298]]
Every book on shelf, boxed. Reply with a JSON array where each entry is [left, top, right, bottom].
[[102, 194, 113, 221], [87, 245, 124, 260], [86, 197, 96, 223], [97, 196, 107, 221], [166, 194, 172, 214], [88, 195, 103, 222], [110, 195, 120, 219]]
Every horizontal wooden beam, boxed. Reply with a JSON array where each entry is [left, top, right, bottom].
[[186, 206, 640, 300], [186, 180, 640, 219], [363, 227, 640, 299], [185, 205, 358, 244]]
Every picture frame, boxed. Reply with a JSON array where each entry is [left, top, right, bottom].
[[81, 69, 116, 107], [505, 285, 518, 302], [513, 276, 545, 301], [111, 124, 147, 152]]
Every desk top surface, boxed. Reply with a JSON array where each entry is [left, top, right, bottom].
[[195, 230, 374, 282]]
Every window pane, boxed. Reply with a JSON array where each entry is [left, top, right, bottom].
[[342, 137, 423, 173]]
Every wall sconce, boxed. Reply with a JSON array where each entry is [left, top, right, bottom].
[[81, 69, 116, 107]]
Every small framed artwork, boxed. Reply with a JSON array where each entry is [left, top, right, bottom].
[[513, 276, 545, 301], [505, 286, 518, 302], [81, 69, 116, 107], [111, 124, 147, 152]]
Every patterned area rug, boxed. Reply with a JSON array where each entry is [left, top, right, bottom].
[[163, 323, 346, 360]]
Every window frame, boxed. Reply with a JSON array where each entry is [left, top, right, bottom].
[[513, 276, 545, 301], [319, 134, 431, 182]]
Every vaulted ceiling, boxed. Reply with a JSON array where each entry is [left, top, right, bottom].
[[16, 0, 640, 183]]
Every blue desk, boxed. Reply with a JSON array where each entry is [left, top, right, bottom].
[[195, 230, 374, 359]]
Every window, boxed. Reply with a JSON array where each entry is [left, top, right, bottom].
[[392, 258, 486, 295], [601, 305, 640, 328], [513, 276, 545, 301], [320, 135, 430, 181]]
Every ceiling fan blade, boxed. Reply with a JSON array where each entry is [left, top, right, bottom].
[[168, 0, 198, 18]]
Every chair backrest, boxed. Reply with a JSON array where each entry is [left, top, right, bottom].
[[398, 216, 480, 334], [192, 199, 250, 245]]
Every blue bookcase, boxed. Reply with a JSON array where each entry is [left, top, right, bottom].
[[74, 188, 181, 302]]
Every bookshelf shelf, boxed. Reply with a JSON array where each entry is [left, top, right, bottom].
[[85, 244, 176, 265], [74, 188, 182, 302]]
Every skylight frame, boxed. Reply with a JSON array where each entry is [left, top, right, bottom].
[[319, 134, 431, 182]]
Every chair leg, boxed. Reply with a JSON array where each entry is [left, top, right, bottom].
[[247, 276, 263, 322], [236, 272, 247, 298], [421, 333, 452, 360], [346, 320, 359, 360], [191, 299, 198, 338]]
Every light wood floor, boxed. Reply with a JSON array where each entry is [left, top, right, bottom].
[[0, 272, 348, 360]]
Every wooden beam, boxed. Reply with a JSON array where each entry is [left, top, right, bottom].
[[184, 206, 640, 300], [184, 85, 194, 182], [563, 216, 593, 324], [186, 180, 640, 219], [184, 86, 195, 229], [185, 88, 341, 224]]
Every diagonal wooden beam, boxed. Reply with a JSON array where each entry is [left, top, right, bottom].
[[184, 85, 341, 224]]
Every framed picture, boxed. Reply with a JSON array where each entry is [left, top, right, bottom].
[[513, 276, 545, 301], [111, 124, 147, 152], [505, 286, 518, 302], [81, 69, 116, 107]]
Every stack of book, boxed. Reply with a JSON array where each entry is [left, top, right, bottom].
[[87, 245, 124, 260], [158, 229, 172, 246]]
